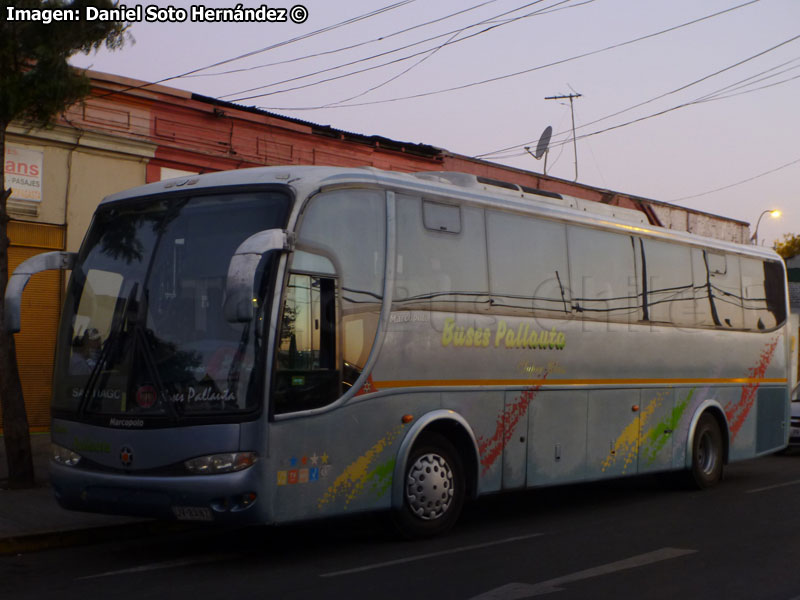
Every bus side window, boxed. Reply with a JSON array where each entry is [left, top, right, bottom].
[[699, 251, 744, 329], [486, 211, 569, 317], [763, 259, 787, 327], [639, 238, 695, 326], [273, 271, 340, 414], [294, 189, 385, 395], [741, 257, 784, 331], [393, 195, 489, 311], [567, 225, 637, 323]]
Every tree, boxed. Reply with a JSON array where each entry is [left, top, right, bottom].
[[1, 0, 127, 488], [774, 233, 800, 260]]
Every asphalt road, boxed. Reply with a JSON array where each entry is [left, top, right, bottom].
[[5, 452, 800, 600]]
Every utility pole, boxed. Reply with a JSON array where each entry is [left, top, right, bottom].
[[545, 93, 582, 181]]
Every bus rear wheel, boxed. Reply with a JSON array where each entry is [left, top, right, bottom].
[[394, 432, 465, 538], [687, 413, 724, 489]]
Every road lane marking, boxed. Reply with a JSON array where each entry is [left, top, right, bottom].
[[76, 554, 235, 580], [469, 547, 697, 599], [320, 533, 544, 578], [746, 478, 800, 494]]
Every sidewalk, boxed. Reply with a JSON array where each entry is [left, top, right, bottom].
[[0, 432, 149, 555]]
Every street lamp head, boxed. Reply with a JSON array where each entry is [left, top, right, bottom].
[[750, 208, 783, 245]]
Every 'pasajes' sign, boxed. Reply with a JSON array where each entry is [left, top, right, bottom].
[[4, 145, 43, 202]]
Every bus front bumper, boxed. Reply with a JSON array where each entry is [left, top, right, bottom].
[[50, 461, 269, 524]]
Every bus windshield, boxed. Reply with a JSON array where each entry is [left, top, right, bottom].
[[53, 188, 290, 424]]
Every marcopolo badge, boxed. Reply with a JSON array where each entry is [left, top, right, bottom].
[[120, 446, 134, 467]]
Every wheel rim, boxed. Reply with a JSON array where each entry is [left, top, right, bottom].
[[405, 452, 454, 521], [697, 429, 718, 476]]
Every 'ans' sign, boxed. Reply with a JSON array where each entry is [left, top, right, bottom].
[[4, 145, 43, 202]]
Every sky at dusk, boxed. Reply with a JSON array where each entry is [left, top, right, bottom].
[[70, 0, 800, 247]]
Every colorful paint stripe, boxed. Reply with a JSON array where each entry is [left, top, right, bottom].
[[641, 390, 692, 467], [317, 424, 405, 509], [602, 392, 665, 473], [477, 374, 548, 474], [725, 337, 780, 442]]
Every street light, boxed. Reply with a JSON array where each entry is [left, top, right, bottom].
[[750, 209, 781, 245]]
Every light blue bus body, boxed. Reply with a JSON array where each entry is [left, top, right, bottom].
[[8, 166, 789, 536]]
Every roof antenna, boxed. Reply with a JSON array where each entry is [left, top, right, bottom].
[[545, 92, 582, 181]]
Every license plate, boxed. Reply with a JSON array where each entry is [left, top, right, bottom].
[[172, 506, 213, 521]]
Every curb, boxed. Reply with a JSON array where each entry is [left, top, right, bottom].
[[0, 520, 200, 556]]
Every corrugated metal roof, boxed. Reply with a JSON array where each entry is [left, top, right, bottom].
[[191, 93, 444, 159], [90, 71, 749, 235]]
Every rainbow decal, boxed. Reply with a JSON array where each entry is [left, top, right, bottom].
[[641, 390, 692, 467], [602, 392, 666, 473], [478, 374, 548, 474], [725, 337, 780, 442], [317, 424, 405, 509], [364, 458, 396, 499]]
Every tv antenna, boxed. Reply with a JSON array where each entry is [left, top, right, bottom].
[[525, 125, 552, 175], [545, 92, 582, 181]]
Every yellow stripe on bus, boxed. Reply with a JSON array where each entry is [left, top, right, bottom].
[[372, 377, 788, 389]]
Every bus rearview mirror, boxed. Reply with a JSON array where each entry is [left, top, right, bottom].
[[224, 229, 294, 323], [5, 251, 77, 333]]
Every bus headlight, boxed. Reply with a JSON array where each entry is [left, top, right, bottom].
[[184, 452, 258, 475], [52, 443, 82, 467]]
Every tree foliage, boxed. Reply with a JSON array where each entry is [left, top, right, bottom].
[[774, 233, 800, 260], [0, 0, 127, 488], [0, 0, 127, 127]]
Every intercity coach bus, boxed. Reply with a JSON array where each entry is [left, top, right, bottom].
[[5, 166, 790, 537]]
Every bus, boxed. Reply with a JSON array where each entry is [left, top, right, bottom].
[[5, 166, 791, 537]]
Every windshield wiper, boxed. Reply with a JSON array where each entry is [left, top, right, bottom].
[[78, 283, 138, 416], [133, 290, 181, 420]]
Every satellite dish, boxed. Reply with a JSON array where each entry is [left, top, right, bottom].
[[534, 126, 552, 159]]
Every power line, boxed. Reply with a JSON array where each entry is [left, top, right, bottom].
[[671, 157, 800, 203], [693, 61, 800, 102], [709, 71, 800, 100], [254, 0, 762, 110], [196, 0, 504, 80], [223, 0, 576, 102], [222, 0, 545, 99], [476, 34, 800, 159], [325, 29, 463, 108], [162, 0, 419, 77], [492, 66, 800, 161], [89, 0, 418, 100], [470, 60, 800, 162], [560, 63, 800, 148], [522, 76, 800, 184]]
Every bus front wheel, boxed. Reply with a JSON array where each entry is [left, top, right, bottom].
[[394, 432, 465, 538], [687, 413, 724, 489]]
